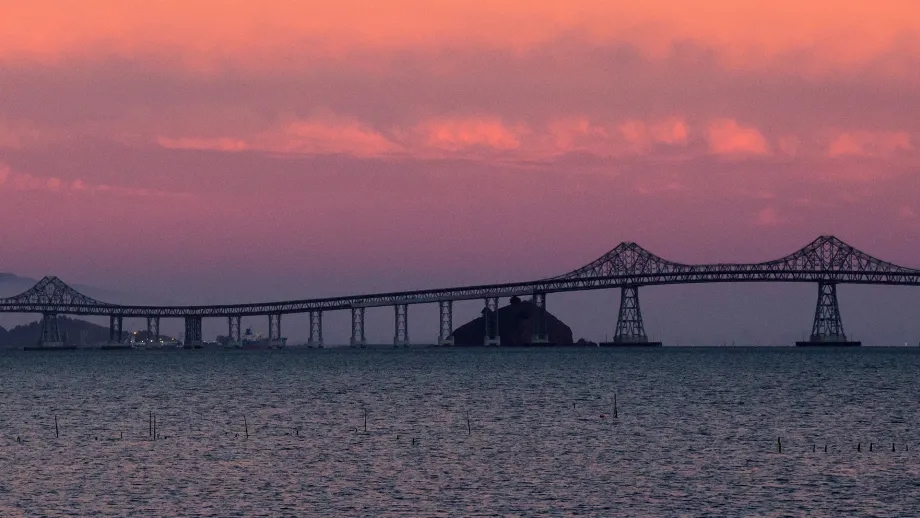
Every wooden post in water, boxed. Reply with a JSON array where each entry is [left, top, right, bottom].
[[153, 414, 157, 441], [614, 393, 618, 419], [244, 415, 249, 438], [466, 411, 471, 436], [777, 437, 782, 454], [54, 415, 59, 438], [364, 408, 367, 433]]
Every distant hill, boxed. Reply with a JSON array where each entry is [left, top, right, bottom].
[[0, 316, 153, 348], [0, 316, 109, 348], [0, 272, 41, 298]]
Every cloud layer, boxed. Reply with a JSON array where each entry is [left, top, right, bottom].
[[2, 2, 920, 343]]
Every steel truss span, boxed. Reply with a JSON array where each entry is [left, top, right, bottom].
[[2, 236, 919, 318]]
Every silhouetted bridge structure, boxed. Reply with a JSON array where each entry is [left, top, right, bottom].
[[5, 236, 918, 347]]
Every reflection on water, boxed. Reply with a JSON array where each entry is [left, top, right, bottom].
[[1, 347, 918, 515]]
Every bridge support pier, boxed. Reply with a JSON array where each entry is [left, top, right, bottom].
[[484, 297, 501, 346], [531, 293, 549, 344], [602, 286, 661, 347], [268, 313, 283, 346], [438, 301, 454, 345], [796, 281, 861, 346], [184, 316, 202, 347], [39, 313, 63, 347], [146, 317, 160, 343], [228, 316, 241, 347], [308, 311, 323, 347], [394, 304, 409, 346], [350, 307, 366, 347], [109, 315, 123, 344]]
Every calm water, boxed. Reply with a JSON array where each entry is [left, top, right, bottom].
[[1, 347, 919, 516]]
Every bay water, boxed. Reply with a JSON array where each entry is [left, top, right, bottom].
[[1, 347, 918, 516]]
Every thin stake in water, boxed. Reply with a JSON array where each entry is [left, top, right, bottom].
[[614, 393, 618, 419], [777, 437, 782, 454], [244, 415, 249, 438], [54, 415, 59, 438]]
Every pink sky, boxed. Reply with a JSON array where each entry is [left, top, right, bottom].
[[2, 2, 920, 343]]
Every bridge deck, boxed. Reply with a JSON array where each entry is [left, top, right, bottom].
[[3, 236, 918, 317]]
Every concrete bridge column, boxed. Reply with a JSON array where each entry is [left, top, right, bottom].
[[39, 313, 63, 347], [796, 281, 861, 346], [394, 304, 409, 346], [484, 297, 500, 346], [228, 315, 241, 346], [109, 315, 123, 344], [610, 286, 660, 346], [184, 316, 202, 346], [438, 301, 454, 346], [146, 317, 160, 342], [268, 313, 283, 346], [308, 311, 324, 347], [350, 307, 366, 347], [531, 293, 549, 344]]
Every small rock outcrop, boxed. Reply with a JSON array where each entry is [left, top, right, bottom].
[[451, 296, 574, 346]]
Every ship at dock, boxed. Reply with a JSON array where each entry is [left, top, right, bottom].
[[230, 327, 286, 349]]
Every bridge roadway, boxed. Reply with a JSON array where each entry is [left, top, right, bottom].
[[5, 236, 919, 347]]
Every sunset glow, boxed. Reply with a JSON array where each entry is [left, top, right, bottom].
[[2, 1, 920, 314]]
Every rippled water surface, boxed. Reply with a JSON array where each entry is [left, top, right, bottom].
[[1, 347, 919, 516]]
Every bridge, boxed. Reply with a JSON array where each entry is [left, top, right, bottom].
[[4, 235, 919, 347]]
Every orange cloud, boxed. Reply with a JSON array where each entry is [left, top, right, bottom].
[[619, 118, 689, 151], [706, 119, 770, 156], [0, 161, 190, 197], [148, 114, 920, 169], [417, 117, 525, 152], [154, 116, 695, 160], [271, 119, 398, 156], [651, 119, 689, 145], [827, 131, 912, 157], [157, 137, 249, 152], [1, 1, 918, 73], [547, 118, 609, 152], [157, 118, 398, 157]]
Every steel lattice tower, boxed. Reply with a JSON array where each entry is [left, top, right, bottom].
[[810, 281, 847, 341], [614, 286, 648, 343], [40, 313, 62, 345]]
